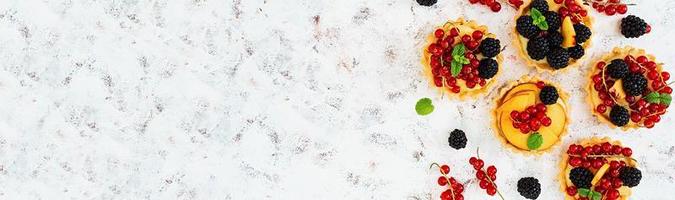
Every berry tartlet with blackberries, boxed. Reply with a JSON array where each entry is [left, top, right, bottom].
[[422, 18, 503, 99], [493, 76, 570, 154], [559, 137, 641, 200], [587, 47, 672, 129], [514, 0, 593, 72]]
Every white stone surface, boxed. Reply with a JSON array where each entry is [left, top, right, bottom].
[[0, 0, 674, 199]]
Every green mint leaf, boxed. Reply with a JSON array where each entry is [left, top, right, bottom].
[[451, 61, 462, 77], [415, 98, 434, 116], [591, 191, 602, 200], [645, 92, 661, 104], [452, 44, 466, 57], [529, 8, 549, 31], [661, 93, 672, 106], [527, 133, 543, 150], [578, 188, 590, 197]]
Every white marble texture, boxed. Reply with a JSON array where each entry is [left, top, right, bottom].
[[0, 0, 674, 199]]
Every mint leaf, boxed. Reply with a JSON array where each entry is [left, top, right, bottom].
[[661, 93, 672, 106], [578, 188, 590, 197], [527, 133, 543, 150], [530, 8, 549, 31], [450, 44, 468, 77], [645, 92, 661, 103], [451, 61, 462, 77], [415, 98, 434, 116], [591, 191, 602, 200], [644, 92, 672, 106]]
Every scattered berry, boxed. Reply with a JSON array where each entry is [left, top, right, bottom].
[[517, 177, 541, 199], [448, 129, 468, 150], [621, 15, 649, 38], [416, 0, 437, 6]]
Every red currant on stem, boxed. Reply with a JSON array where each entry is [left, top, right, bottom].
[[430, 163, 457, 200], [471, 148, 505, 200]]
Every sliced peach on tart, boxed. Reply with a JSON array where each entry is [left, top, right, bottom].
[[493, 76, 569, 154]]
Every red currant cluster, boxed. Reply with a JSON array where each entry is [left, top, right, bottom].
[[589, 0, 629, 16], [592, 55, 671, 128], [510, 102, 552, 134], [428, 28, 489, 93], [566, 143, 634, 200], [432, 163, 465, 200], [467, 0, 503, 12], [469, 152, 503, 199], [566, 143, 632, 168], [554, 0, 588, 23]]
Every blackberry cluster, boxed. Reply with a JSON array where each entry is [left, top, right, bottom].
[[573, 24, 592, 44], [622, 73, 648, 96], [539, 86, 559, 105], [448, 129, 467, 150], [621, 15, 648, 38], [546, 47, 570, 69], [568, 45, 585, 59], [609, 105, 630, 127], [517, 16, 540, 39], [527, 36, 549, 60], [479, 38, 501, 58], [517, 177, 541, 200], [530, 0, 549, 13], [415, 0, 437, 6], [569, 167, 593, 189], [544, 11, 562, 31], [546, 31, 563, 47], [606, 59, 629, 79], [478, 58, 499, 79], [619, 167, 642, 187]]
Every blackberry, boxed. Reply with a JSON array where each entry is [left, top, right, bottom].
[[622, 73, 648, 96], [539, 85, 559, 105], [479, 38, 501, 58], [478, 58, 499, 79], [568, 45, 585, 59], [546, 47, 570, 69], [546, 31, 563, 47], [606, 59, 629, 79], [416, 0, 437, 6], [544, 11, 562, 31], [573, 24, 591, 44], [569, 167, 593, 189], [517, 16, 540, 39], [448, 129, 467, 150], [621, 15, 648, 38], [530, 0, 549, 13], [517, 177, 541, 200], [619, 167, 642, 187], [527, 36, 549, 60], [609, 105, 630, 127]]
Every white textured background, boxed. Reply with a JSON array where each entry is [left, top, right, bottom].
[[0, 0, 674, 199]]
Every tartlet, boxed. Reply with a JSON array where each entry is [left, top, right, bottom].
[[559, 137, 641, 200], [492, 76, 569, 154], [513, 0, 593, 73], [422, 18, 503, 100], [586, 46, 672, 130]]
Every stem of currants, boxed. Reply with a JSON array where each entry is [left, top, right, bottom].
[[476, 148, 505, 200], [430, 163, 456, 200]]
